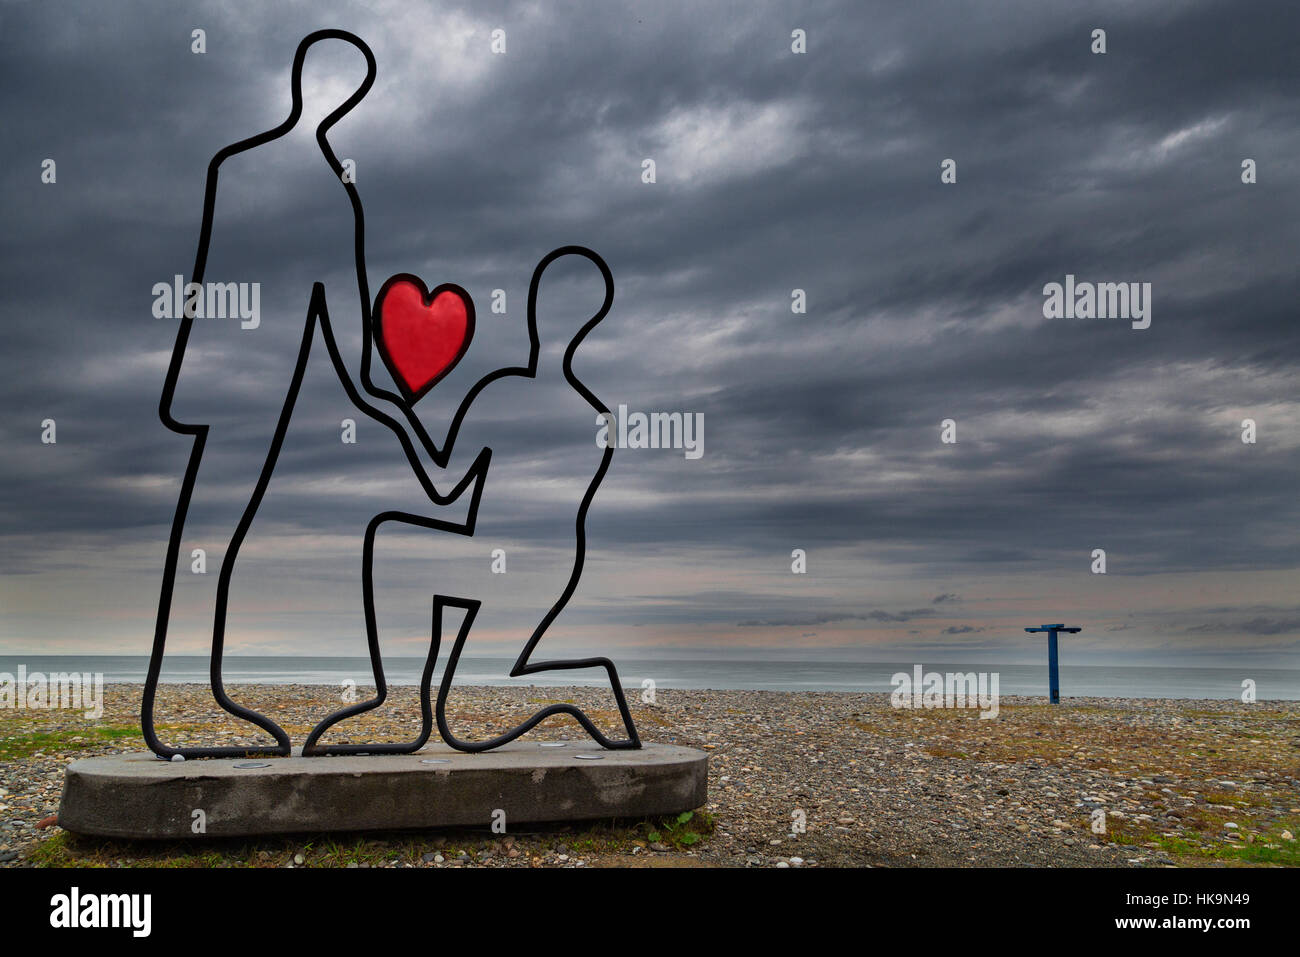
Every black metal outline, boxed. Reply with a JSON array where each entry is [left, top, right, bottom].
[[143, 29, 640, 758], [305, 246, 640, 754], [144, 28, 379, 759], [372, 276, 475, 404], [428, 246, 641, 752]]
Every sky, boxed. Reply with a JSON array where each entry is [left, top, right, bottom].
[[1, 0, 1298, 672]]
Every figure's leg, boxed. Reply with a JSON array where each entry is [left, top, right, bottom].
[[143, 438, 293, 759], [434, 597, 640, 752], [142, 430, 208, 759], [147, 297, 323, 758], [302, 510, 465, 755]]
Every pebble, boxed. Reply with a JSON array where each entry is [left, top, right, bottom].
[[2, 684, 1296, 870]]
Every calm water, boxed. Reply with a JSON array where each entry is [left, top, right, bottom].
[[0, 656, 1295, 700]]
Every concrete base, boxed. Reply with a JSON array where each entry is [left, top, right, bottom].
[[58, 742, 707, 839]]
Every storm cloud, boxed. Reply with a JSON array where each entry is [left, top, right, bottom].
[[1, 0, 1298, 668]]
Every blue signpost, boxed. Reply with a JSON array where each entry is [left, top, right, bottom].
[[1024, 623, 1081, 703]]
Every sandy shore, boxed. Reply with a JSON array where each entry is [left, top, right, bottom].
[[1, 684, 1297, 867]]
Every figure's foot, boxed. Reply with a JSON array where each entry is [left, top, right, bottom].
[[145, 706, 292, 760], [436, 693, 637, 753], [436, 663, 640, 752], [300, 613, 443, 756]]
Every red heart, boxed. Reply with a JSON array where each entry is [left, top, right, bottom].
[[373, 276, 474, 403]]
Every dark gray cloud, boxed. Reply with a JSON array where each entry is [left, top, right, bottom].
[[1, 0, 1298, 666], [1189, 617, 1300, 636], [738, 608, 938, 627]]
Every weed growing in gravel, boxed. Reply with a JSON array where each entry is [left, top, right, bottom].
[[645, 809, 714, 849]]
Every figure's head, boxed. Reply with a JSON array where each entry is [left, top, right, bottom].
[[526, 246, 615, 374], [290, 30, 376, 131]]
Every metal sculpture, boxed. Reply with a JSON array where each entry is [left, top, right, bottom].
[[142, 29, 639, 759]]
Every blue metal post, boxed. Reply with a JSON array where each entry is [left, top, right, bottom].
[[1025, 623, 1080, 704], [1047, 627, 1059, 704]]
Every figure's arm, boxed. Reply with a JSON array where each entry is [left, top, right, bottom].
[[311, 282, 467, 504], [446, 445, 491, 531], [361, 372, 452, 466], [159, 149, 230, 428]]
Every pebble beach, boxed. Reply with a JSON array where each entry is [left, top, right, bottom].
[[1, 684, 1297, 868]]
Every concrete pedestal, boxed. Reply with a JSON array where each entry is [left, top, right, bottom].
[[58, 742, 707, 839]]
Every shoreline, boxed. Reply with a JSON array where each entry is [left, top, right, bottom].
[[6, 657, 1297, 703], [5, 678, 1296, 705]]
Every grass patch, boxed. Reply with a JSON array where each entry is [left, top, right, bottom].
[[561, 809, 717, 855], [1105, 811, 1300, 867], [924, 746, 971, 759], [32, 832, 470, 869], [0, 725, 140, 761], [1203, 791, 1274, 808], [29, 809, 716, 868]]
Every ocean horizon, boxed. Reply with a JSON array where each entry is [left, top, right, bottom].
[[0, 655, 1295, 700]]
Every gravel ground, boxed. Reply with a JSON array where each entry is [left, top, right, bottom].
[[1, 684, 1297, 868]]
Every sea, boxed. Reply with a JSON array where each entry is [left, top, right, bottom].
[[0, 656, 1296, 700]]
